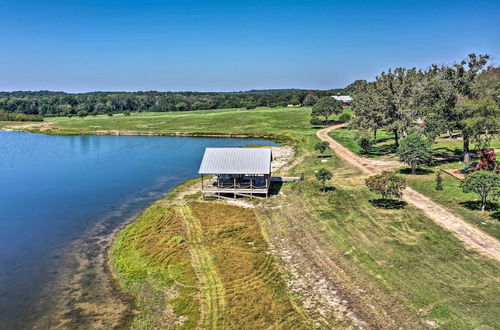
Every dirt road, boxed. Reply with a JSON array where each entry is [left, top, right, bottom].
[[317, 124, 500, 262]]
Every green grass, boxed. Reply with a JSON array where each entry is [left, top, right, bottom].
[[329, 126, 500, 239], [111, 199, 311, 329], [40, 107, 314, 141], [47, 107, 498, 328], [273, 137, 500, 329], [401, 165, 500, 239], [329, 128, 500, 159]]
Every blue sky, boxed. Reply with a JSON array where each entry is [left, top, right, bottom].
[[0, 0, 499, 92]]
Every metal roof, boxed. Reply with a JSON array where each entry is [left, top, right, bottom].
[[332, 95, 353, 102], [198, 147, 272, 175]]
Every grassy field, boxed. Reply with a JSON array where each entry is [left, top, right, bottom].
[[402, 164, 500, 239], [111, 195, 311, 328], [18, 107, 497, 328], [260, 136, 500, 329], [327, 127, 500, 239], [30, 107, 314, 141]]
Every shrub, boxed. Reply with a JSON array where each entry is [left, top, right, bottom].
[[461, 171, 499, 211], [365, 171, 407, 200], [338, 113, 351, 123], [123, 111, 131, 116], [77, 110, 88, 118], [435, 172, 444, 190], [357, 136, 372, 154], [310, 117, 323, 126]]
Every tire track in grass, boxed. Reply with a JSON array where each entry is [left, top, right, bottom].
[[179, 205, 226, 329]]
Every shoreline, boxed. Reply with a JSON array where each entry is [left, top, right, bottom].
[[1, 124, 288, 142], [15, 126, 285, 327]]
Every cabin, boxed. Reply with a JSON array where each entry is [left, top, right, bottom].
[[198, 147, 272, 198]]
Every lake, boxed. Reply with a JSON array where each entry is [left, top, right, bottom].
[[0, 130, 276, 328]]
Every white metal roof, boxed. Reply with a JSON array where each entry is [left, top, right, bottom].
[[332, 95, 353, 102], [198, 147, 272, 175]]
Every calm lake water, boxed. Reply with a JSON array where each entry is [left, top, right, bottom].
[[0, 131, 276, 328]]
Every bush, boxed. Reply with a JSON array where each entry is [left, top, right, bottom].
[[77, 110, 88, 118], [357, 136, 372, 154], [310, 117, 323, 126], [123, 111, 131, 116], [435, 172, 444, 190], [365, 171, 407, 200], [338, 113, 351, 123]]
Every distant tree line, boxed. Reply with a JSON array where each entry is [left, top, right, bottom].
[[348, 54, 500, 163], [0, 110, 43, 122], [0, 89, 345, 118]]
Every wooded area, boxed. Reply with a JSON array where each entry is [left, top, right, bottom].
[[347, 54, 500, 163], [0, 89, 343, 118]]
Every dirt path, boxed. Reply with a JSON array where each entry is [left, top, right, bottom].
[[318, 124, 500, 262], [179, 205, 226, 329]]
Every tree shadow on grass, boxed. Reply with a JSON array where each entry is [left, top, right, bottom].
[[369, 198, 407, 209], [397, 167, 434, 175], [317, 155, 333, 159], [319, 186, 336, 193], [459, 200, 499, 213]]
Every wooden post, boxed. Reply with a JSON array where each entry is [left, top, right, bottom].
[[201, 174, 204, 200], [233, 176, 236, 199]]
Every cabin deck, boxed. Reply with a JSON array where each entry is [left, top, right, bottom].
[[201, 176, 269, 198]]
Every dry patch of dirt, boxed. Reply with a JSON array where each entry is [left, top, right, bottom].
[[3, 121, 55, 132]]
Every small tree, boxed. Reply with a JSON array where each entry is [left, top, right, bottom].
[[312, 97, 343, 122], [435, 172, 444, 191], [397, 134, 433, 174], [365, 171, 407, 200], [357, 136, 372, 154], [315, 168, 333, 193], [314, 141, 329, 158], [461, 171, 499, 212]]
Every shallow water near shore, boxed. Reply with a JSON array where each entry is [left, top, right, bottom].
[[0, 130, 276, 328]]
